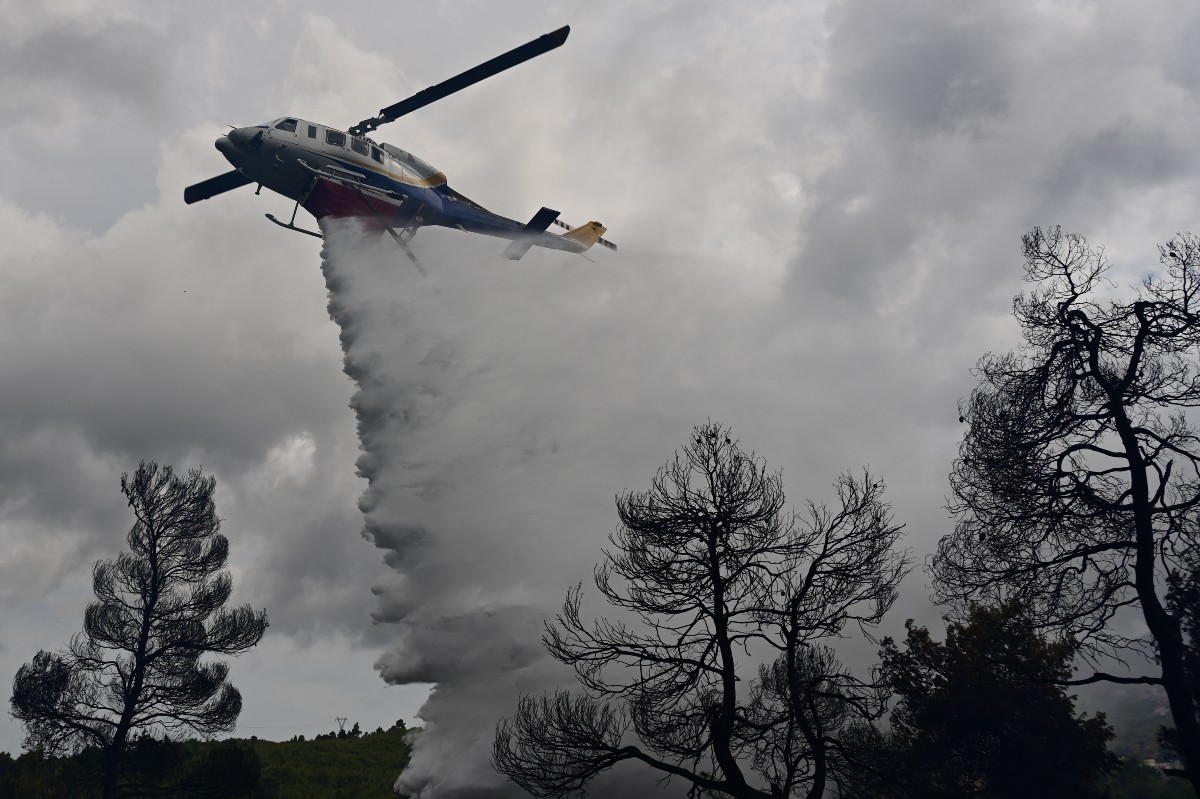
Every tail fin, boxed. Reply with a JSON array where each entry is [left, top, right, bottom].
[[502, 207, 561, 260], [560, 221, 613, 252]]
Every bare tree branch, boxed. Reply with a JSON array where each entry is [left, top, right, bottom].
[[933, 227, 1200, 792], [495, 423, 910, 798]]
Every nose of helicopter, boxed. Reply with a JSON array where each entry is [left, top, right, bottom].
[[228, 127, 257, 149], [216, 127, 261, 164], [215, 134, 237, 161]]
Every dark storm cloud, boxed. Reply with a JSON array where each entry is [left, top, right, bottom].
[[1042, 121, 1196, 215], [0, 189, 380, 641], [785, 0, 1024, 305], [0, 427, 129, 598], [4, 0, 1200, 779], [0, 11, 168, 123], [0, 5, 173, 232], [1160, 12, 1200, 93], [786, 0, 1200, 315], [278, 6, 1200, 794], [826, 0, 1016, 137]]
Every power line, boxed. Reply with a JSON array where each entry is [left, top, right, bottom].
[[233, 722, 336, 730]]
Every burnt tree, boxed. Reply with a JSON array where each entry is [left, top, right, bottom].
[[493, 423, 909, 798], [10, 462, 268, 799], [933, 227, 1200, 792]]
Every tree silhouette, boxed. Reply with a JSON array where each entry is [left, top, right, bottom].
[[493, 422, 909, 798], [1163, 549, 1200, 773], [853, 602, 1116, 799], [10, 462, 268, 799], [933, 227, 1200, 792]]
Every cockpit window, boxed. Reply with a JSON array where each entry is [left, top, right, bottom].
[[351, 138, 369, 156], [275, 118, 298, 132], [370, 146, 383, 163], [380, 143, 441, 180], [325, 130, 346, 147]]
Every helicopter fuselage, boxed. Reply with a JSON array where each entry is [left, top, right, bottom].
[[187, 25, 619, 257], [217, 116, 548, 243], [186, 26, 615, 262]]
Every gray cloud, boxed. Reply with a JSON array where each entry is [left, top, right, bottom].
[[2, 1, 1200, 788], [0, 9, 168, 123], [826, 0, 1017, 138], [0, 4, 172, 230], [1042, 120, 1196, 215]]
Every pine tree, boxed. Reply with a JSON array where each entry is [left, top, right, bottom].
[[10, 462, 268, 799]]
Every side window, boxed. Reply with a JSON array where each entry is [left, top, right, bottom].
[[307, 125, 317, 139], [370, 146, 383, 163], [325, 130, 346, 147], [275, 118, 298, 132], [351, 138, 369, 156]]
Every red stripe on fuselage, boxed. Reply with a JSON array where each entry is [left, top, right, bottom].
[[302, 180, 390, 229]]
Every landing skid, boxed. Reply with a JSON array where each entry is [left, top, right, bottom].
[[265, 202, 322, 239]]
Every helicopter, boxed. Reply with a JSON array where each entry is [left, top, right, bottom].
[[184, 26, 615, 273]]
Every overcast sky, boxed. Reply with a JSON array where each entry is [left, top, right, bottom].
[[3, 0, 1200, 794]]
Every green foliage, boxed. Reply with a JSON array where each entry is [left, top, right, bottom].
[[1164, 549, 1200, 764], [868, 602, 1117, 799], [1106, 760, 1195, 799], [120, 737, 261, 798], [247, 724, 413, 799], [0, 723, 413, 799], [0, 747, 102, 799]]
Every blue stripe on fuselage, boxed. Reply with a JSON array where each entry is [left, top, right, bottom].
[[431, 186, 532, 237], [316, 153, 527, 237]]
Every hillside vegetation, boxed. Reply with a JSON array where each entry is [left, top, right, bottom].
[[0, 722, 414, 799], [250, 723, 414, 799]]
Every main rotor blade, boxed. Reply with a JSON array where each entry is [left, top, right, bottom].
[[184, 170, 252, 204], [348, 26, 569, 136]]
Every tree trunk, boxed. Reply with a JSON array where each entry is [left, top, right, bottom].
[[102, 512, 160, 799], [1113, 406, 1200, 794], [101, 729, 126, 799], [708, 523, 753, 797]]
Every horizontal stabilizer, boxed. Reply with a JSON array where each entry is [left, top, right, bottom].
[[503, 206, 561, 260], [183, 170, 252, 203], [184, 170, 252, 204]]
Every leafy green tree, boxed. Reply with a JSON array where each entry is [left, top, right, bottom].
[[933, 227, 1200, 792], [494, 422, 909, 798], [1164, 551, 1200, 774], [0, 746, 102, 799], [9, 462, 268, 799], [1108, 759, 1196, 799], [118, 736, 260, 798], [863, 602, 1116, 799]]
